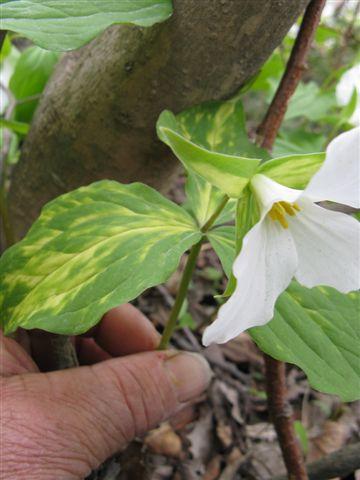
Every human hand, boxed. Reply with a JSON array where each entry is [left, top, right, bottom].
[[1, 305, 212, 479]]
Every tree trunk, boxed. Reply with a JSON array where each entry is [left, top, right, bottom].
[[9, 0, 309, 237]]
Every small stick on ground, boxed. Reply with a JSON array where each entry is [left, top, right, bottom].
[[257, 1, 326, 478], [257, 0, 326, 151], [273, 442, 360, 480]]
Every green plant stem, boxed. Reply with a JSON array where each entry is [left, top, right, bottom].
[[158, 239, 203, 350], [158, 194, 229, 350], [200, 195, 229, 232], [0, 189, 15, 249]]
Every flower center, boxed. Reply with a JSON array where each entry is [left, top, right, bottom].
[[268, 201, 300, 229]]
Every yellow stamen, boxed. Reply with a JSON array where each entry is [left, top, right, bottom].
[[280, 201, 296, 216], [268, 201, 300, 228]]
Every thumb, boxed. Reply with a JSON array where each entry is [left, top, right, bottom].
[[3, 350, 212, 480]]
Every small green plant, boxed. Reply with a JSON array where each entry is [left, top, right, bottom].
[[1, 95, 359, 401]]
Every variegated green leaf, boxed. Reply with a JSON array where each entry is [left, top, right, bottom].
[[0, 181, 201, 335], [176, 98, 267, 225], [1, 0, 173, 51], [258, 152, 325, 190], [175, 98, 269, 158], [207, 226, 235, 278], [157, 104, 263, 198], [184, 172, 235, 228], [208, 225, 360, 401]]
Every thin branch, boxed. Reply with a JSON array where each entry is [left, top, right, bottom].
[[273, 442, 360, 480], [256, 1, 326, 479], [264, 357, 308, 479], [257, 0, 326, 151]]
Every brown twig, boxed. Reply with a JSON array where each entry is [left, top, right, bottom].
[[256, 1, 326, 478], [273, 442, 360, 480], [264, 357, 308, 479], [257, 0, 326, 151]]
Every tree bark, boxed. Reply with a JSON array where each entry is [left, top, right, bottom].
[[9, 0, 309, 237]]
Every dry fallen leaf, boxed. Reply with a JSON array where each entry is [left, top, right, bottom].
[[186, 407, 213, 461], [145, 423, 183, 458], [221, 333, 264, 367], [203, 455, 222, 480], [308, 418, 353, 463]]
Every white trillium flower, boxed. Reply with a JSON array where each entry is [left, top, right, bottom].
[[203, 127, 360, 346], [336, 64, 360, 126]]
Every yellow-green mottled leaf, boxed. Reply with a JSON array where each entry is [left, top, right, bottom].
[[209, 225, 360, 401], [157, 103, 263, 198], [258, 152, 325, 190], [1, 0, 173, 51], [207, 226, 235, 278], [0, 181, 201, 335], [175, 98, 269, 158], [175, 98, 267, 226], [184, 172, 236, 228]]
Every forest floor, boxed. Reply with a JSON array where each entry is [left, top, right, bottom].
[[90, 176, 360, 480]]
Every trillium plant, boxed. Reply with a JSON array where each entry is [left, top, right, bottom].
[[2, 1, 360, 479], [0, 96, 359, 401], [0, 0, 360, 412], [203, 128, 360, 345]]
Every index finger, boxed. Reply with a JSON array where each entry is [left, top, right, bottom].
[[87, 304, 160, 357]]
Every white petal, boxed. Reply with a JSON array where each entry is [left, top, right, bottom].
[[288, 199, 360, 292], [251, 174, 302, 217], [304, 127, 360, 208], [202, 218, 298, 346], [336, 65, 360, 106]]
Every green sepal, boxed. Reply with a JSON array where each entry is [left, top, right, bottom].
[[209, 188, 259, 297], [258, 152, 325, 190]]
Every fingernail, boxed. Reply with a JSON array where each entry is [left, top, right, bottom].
[[164, 352, 213, 402]]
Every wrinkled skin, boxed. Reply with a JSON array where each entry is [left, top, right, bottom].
[[1, 305, 211, 479]]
